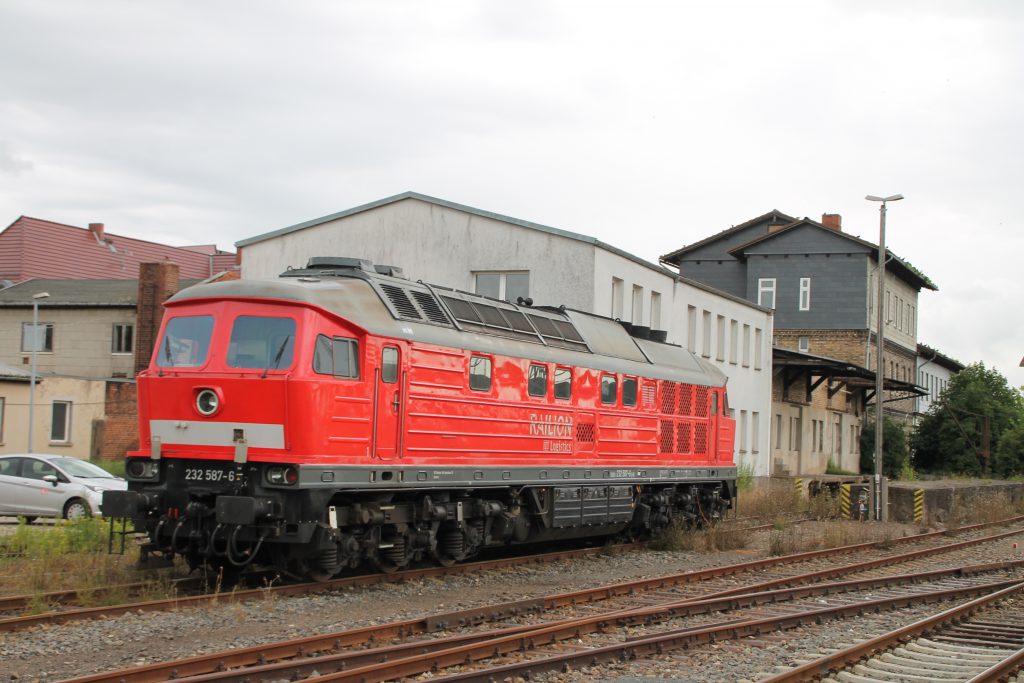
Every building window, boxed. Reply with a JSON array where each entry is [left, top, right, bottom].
[[611, 278, 624, 319], [650, 291, 662, 330], [751, 411, 759, 454], [789, 416, 801, 450], [528, 364, 548, 397], [798, 336, 810, 353], [112, 323, 134, 354], [21, 322, 54, 352], [742, 324, 751, 367], [701, 310, 712, 358], [757, 278, 776, 309], [687, 306, 697, 353], [728, 319, 737, 364], [754, 328, 763, 370], [716, 316, 726, 361], [631, 285, 644, 325], [469, 356, 492, 391], [774, 414, 782, 449], [50, 401, 72, 443], [799, 277, 811, 311], [739, 410, 748, 453], [0, 397, 4, 443], [475, 271, 530, 303]]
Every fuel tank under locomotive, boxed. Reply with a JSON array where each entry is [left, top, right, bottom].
[[104, 458, 733, 577]]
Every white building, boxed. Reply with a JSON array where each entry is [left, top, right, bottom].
[[238, 192, 775, 474], [916, 343, 964, 417]]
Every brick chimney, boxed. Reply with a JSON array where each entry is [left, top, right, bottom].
[[88, 223, 105, 241], [821, 213, 842, 231], [135, 262, 181, 374]]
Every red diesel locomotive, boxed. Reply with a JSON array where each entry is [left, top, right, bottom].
[[104, 257, 736, 578]]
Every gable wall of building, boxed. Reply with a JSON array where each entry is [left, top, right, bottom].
[[241, 198, 598, 312], [867, 261, 919, 354], [745, 252, 869, 329], [0, 376, 107, 458]]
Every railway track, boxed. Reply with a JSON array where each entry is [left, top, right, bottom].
[[0, 515, 801, 627], [764, 582, 1024, 682], [54, 518, 1024, 683], [0, 541, 642, 632]]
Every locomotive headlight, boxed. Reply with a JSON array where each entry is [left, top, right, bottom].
[[126, 459, 159, 480], [195, 388, 220, 417], [266, 466, 299, 486]]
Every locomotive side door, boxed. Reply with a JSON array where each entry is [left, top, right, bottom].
[[374, 345, 402, 460]]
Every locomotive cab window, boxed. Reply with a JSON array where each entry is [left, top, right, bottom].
[[711, 392, 718, 417], [528, 364, 547, 397], [381, 347, 399, 384], [157, 315, 214, 368], [622, 377, 637, 407], [314, 335, 359, 378], [554, 367, 572, 400], [227, 316, 296, 370], [601, 374, 617, 405], [469, 356, 492, 391]]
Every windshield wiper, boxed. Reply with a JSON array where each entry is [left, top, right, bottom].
[[163, 335, 174, 366], [262, 336, 292, 378]]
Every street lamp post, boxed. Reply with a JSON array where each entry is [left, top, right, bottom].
[[27, 291, 50, 452], [865, 194, 903, 521]]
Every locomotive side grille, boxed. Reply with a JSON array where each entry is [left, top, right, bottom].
[[503, 309, 537, 334], [475, 302, 512, 329], [660, 382, 676, 414], [380, 284, 423, 321], [641, 381, 657, 408], [411, 291, 452, 325], [441, 296, 483, 324], [575, 422, 596, 443], [676, 422, 692, 454], [659, 420, 674, 453], [694, 423, 708, 453], [553, 320, 584, 342], [527, 314, 560, 337], [695, 386, 709, 417], [678, 384, 693, 416]]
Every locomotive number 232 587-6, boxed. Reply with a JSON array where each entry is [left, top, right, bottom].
[[184, 468, 245, 484]]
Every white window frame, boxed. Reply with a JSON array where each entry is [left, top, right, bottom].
[[754, 328, 763, 370], [112, 322, 134, 354], [21, 322, 54, 353], [717, 315, 726, 362], [728, 319, 738, 364], [631, 285, 644, 325], [798, 336, 810, 353], [751, 411, 760, 454], [701, 310, 712, 358], [611, 277, 624, 319], [757, 278, 776, 309], [50, 400, 72, 444], [650, 291, 662, 330], [687, 305, 697, 352], [799, 277, 811, 311]]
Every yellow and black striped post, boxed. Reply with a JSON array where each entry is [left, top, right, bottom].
[[794, 478, 803, 501], [914, 488, 924, 523], [840, 484, 851, 519]]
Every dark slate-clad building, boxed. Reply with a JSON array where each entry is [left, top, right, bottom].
[[661, 211, 936, 475]]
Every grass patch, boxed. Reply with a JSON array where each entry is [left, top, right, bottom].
[[650, 523, 751, 553], [735, 485, 802, 519], [0, 517, 175, 609], [946, 490, 1024, 528], [91, 458, 126, 478]]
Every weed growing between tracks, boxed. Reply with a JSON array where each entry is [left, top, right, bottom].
[[0, 518, 175, 611]]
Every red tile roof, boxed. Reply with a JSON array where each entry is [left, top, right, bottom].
[[0, 216, 237, 283]]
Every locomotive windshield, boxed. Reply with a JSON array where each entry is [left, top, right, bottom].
[[227, 316, 296, 370], [157, 315, 214, 367]]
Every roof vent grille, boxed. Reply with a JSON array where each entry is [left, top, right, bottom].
[[380, 284, 422, 320], [411, 291, 451, 325]]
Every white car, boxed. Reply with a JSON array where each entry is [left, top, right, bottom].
[[0, 454, 127, 521]]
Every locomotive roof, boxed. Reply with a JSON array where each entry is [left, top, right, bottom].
[[168, 263, 726, 388]]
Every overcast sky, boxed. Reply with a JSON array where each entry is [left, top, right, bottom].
[[1, 1, 1021, 385]]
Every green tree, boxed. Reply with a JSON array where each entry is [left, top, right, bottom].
[[860, 415, 908, 478], [910, 363, 1024, 477], [993, 421, 1024, 478]]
